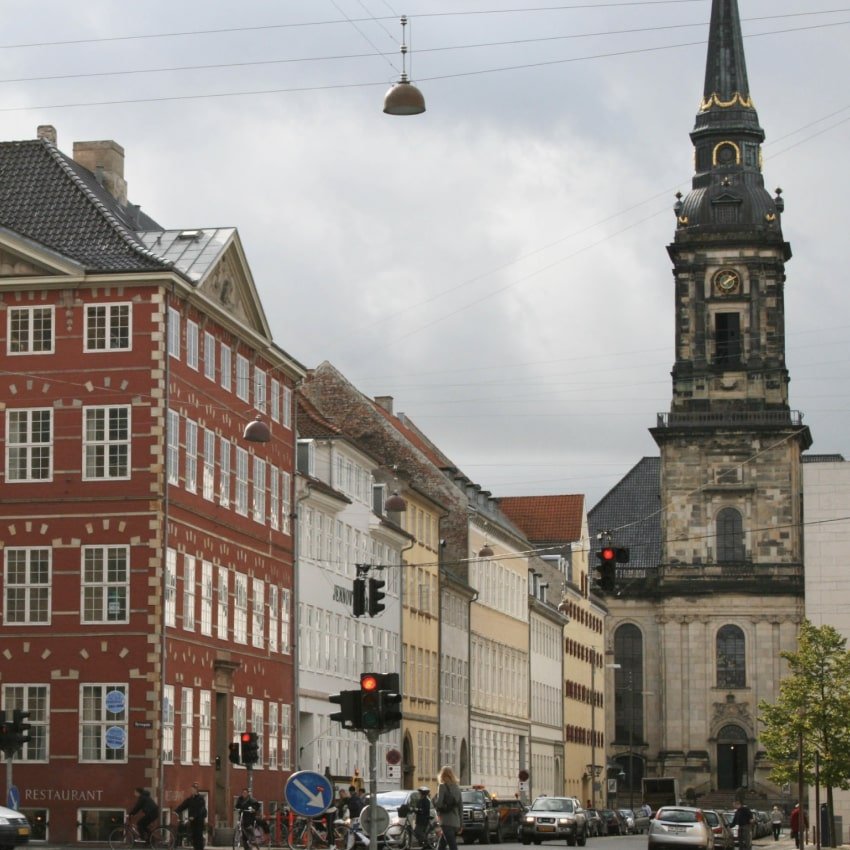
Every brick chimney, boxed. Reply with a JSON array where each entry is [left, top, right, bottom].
[[72, 139, 128, 206], [374, 396, 394, 414], [37, 125, 57, 144]]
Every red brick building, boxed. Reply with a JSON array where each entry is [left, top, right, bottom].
[[0, 129, 303, 843]]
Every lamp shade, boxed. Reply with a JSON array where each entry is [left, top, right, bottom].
[[243, 415, 271, 443], [383, 79, 426, 115], [478, 543, 494, 558], [385, 490, 408, 512]]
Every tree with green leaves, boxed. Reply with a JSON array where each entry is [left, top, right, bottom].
[[759, 620, 850, 847]]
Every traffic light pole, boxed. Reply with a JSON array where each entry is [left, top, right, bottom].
[[367, 731, 379, 850]]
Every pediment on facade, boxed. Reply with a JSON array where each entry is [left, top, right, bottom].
[[0, 229, 85, 279], [195, 237, 271, 339]]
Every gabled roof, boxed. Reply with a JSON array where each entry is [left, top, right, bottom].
[[498, 494, 585, 545], [587, 457, 662, 573], [0, 138, 169, 273]]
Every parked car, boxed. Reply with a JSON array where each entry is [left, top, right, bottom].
[[585, 809, 607, 837], [648, 806, 714, 850], [754, 812, 771, 839], [460, 787, 500, 844], [619, 808, 650, 834], [520, 796, 588, 846], [0, 805, 30, 850], [372, 789, 437, 847], [703, 810, 734, 850], [598, 809, 627, 836]]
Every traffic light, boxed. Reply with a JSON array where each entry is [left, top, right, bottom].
[[368, 577, 386, 617], [376, 673, 402, 732], [0, 711, 11, 754], [329, 689, 362, 730], [352, 578, 366, 617], [240, 731, 259, 766], [360, 673, 382, 730], [228, 742, 241, 765], [595, 547, 617, 593], [13, 709, 31, 747]]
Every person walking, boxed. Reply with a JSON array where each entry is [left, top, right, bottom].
[[731, 800, 754, 850], [176, 782, 207, 850], [414, 787, 432, 847], [434, 766, 463, 850], [129, 788, 160, 842], [347, 787, 365, 818], [771, 806, 783, 841], [790, 803, 807, 849]]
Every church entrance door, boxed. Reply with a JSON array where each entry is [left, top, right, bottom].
[[717, 725, 748, 790]]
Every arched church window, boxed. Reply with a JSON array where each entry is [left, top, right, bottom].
[[716, 507, 745, 563], [716, 624, 746, 688], [613, 624, 644, 745]]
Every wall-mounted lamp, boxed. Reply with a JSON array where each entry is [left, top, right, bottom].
[[478, 542, 494, 558], [243, 415, 271, 443], [383, 16, 426, 115]]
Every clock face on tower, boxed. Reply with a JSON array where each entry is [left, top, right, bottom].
[[713, 268, 741, 295]]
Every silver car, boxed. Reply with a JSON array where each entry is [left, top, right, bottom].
[[520, 797, 588, 847], [648, 806, 714, 850]]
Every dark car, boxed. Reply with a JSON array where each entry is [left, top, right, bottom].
[[599, 809, 627, 836], [586, 810, 607, 837], [520, 796, 588, 847], [0, 805, 30, 850], [460, 787, 500, 844]]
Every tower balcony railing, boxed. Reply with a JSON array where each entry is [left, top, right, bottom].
[[656, 410, 803, 428]]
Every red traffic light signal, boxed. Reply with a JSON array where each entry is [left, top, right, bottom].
[[360, 674, 379, 692], [601, 546, 616, 561], [239, 731, 259, 766]]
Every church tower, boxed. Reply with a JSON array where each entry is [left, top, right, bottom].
[[597, 0, 812, 804]]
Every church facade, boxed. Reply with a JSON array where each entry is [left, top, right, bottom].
[[590, 0, 810, 807]]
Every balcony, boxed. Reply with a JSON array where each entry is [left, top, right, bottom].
[[656, 410, 803, 428]]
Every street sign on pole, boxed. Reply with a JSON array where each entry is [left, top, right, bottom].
[[7, 785, 20, 810], [284, 771, 334, 817], [359, 805, 389, 838]]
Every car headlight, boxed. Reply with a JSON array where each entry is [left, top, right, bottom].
[[558, 818, 570, 826], [0, 818, 9, 826], [524, 816, 534, 824]]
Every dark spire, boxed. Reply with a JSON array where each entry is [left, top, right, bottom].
[[673, 0, 784, 238]]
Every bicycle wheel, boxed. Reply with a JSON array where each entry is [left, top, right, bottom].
[[109, 825, 135, 850], [384, 825, 406, 850], [331, 824, 349, 850], [150, 826, 176, 850], [287, 819, 311, 850], [425, 824, 441, 850]]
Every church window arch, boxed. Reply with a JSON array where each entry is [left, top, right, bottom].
[[716, 624, 746, 688], [613, 623, 644, 745], [716, 507, 745, 563]]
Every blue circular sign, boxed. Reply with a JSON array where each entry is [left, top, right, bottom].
[[105, 725, 126, 749], [284, 771, 334, 817]]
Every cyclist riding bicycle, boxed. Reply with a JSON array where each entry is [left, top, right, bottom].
[[129, 787, 160, 843]]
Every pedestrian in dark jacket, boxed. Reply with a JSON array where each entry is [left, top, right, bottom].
[[176, 783, 207, 850], [414, 787, 432, 845], [129, 788, 160, 841]]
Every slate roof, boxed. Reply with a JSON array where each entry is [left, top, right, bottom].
[[0, 137, 169, 273], [498, 494, 585, 545], [296, 393, 343, 440], [587, 457, 662, 574]]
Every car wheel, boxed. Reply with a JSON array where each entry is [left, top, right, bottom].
[[521, 841, 530, 846], [494, 824, 505, 844], [480, 828, 490, 845], [577, 829, 587, 847]]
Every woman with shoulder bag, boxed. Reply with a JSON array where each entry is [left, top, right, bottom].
[[435, 765, 463, 850]]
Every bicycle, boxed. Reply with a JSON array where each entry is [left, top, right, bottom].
[[233, 808, 276, 850], [109, 819, 176, 850], [286, 811, 348, 850], [384, 817, 441, 850]]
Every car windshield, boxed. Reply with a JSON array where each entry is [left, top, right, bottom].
[[620, 810, 634, 817], [703, 812, 720, 827], [462, 792, 486, 804], [658, 809, 699, 824], [722, 813, 735, 825], [376, 792, 411, 808], [532, 798, 574, 813]]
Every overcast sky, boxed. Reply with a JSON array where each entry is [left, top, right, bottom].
[[1, 0, 847, 508]]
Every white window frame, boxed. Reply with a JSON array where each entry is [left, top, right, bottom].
[[81, 545, 129, 624], [219, 438, 231, 507], [80, 683, 127, 763], [252, 457, 266, 524], [8, 305, 54, 354], [251, 700, 264, 768], [165, 549, 177, 628], [203, 331, 216, 380], [281, 703, 291, 770], [268, 587, 279, 653], [203, 429, 215, 501], [3, 547, 51, 625], [83, 405, 131, 481], [167, 410, 180, 485], [235, 447, 248, 516], [281, 471, 291, 535], [252, 578, 264, 649], [236, 354, 250, 402], [168, 306, 180, 359], [217, 566, 229, 641], [163, 684, 175, 764], [268, 702, 279, 770], [181, 687, 194, 764], [84, 303, 131, 352], [270, 378, 281, 423], [269, 467, 280, 531], [2, 684, 49, 762], [199, 690, 212, 765], [184, 419, 198, 493], [186, 320, 199, 370], [253, 367, 267, 413], [221, 344, 232, 391], [200, 561, 213, 636], [234, 573, 248, 644], [281, 587, 291, 655], [183, 555, 196, 632], [6, 408, 53, 482], [282, 385, 292, 429]]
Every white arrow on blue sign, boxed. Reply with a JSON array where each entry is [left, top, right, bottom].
[[284, 771, 334, 817], [7, 785, 20, 810]]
